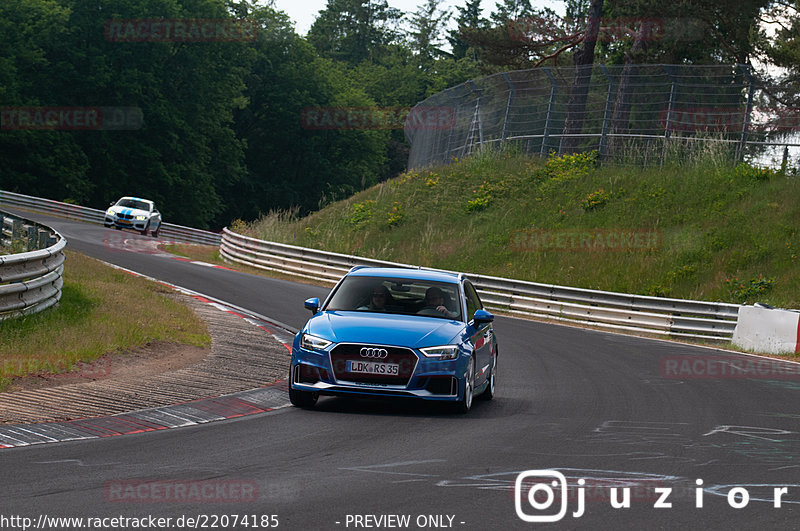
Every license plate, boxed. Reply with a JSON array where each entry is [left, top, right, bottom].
[[347, 360, 399, 375], [117, 219, 130, 224]]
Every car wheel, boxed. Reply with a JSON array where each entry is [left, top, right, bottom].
[[479, 352, 497, 401], [456, 356, 475, 414], [151, 226, 159, 238], [289, 386, 318, 408]]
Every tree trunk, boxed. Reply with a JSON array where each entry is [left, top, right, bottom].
[[560, 0, 604, 153], [609, 24, 648, 157]]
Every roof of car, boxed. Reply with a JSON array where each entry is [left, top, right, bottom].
[[347, 266, 460, 283]]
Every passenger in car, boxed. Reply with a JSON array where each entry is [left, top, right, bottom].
[[417, 286, 457, 318]]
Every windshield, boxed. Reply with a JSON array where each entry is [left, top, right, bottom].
[[116, 199, 151, 211], [324, 276, 462, 321]]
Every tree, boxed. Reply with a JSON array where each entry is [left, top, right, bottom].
[[407, 0, 450, 70], [0, 0, 91, 203], [447, 0, 484, 60], [561, 0, 604, 153], [307, 0, 402, 65], [232, 5, 387, 219]]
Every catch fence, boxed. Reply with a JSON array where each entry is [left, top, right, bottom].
[[405, 64, 799, 169]]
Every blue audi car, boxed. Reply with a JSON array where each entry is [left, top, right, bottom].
[[289, 266, 497, 413]]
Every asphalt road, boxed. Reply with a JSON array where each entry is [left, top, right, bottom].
[[2, 211, 800, 530]]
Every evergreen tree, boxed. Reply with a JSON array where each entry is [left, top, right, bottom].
[[307, 0, 402, 65]]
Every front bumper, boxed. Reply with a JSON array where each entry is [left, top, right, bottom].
[[105, 215, 148, 231], [290, 342, 468, 402]]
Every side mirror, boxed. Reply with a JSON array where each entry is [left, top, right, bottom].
[[473, 309, 494, 325], [304, 297, 320, 314]]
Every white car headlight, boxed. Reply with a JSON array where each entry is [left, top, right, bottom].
[[135, 215, 146, 220], [420, 345, 459, 360], [301, 333, 332, 351], [106, 209, 115, 216]]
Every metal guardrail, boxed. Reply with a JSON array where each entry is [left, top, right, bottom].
[[0, 190, 221, 246], [220, 228, 741, 341], [0, 211, 66, 320]]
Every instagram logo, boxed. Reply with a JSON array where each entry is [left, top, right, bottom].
[[515, 470, 578, 522]]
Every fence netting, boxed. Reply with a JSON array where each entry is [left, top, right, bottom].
[[405, 64, 798, 169]]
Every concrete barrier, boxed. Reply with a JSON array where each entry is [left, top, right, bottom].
[[733, 305, 800, 355]]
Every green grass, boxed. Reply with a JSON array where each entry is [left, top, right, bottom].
[[233, 145, 800, 309], [0, 251, 211, 391]]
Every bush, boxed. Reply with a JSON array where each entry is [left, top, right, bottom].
[[348, 200, 376, 226], [725, 275, 775, 303]]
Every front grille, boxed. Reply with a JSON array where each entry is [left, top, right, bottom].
[[117, 213, 133, 220], [330, 344, 417, 386]]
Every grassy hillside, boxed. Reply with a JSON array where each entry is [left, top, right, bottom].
[[234, 146, 800, 309]]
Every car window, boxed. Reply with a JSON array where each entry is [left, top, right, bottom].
[[464, 281, 482, 323], [117, 199, 151, 211], [324, 275, 462, 320]]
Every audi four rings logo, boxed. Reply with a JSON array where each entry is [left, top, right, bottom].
[[360, 347, 388, 359]]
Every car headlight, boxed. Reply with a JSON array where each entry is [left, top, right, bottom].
[[420, 345, 459, 360], [106, 209, 115, 216], [135, 215, 146, 220], [301, 333, 332, 351]]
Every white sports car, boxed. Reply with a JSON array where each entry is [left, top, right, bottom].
[[104, 197, 162, 237]]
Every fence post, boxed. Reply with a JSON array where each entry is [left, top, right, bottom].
[[736, 64, 755, 163], [464, 81, 484, 157], [598, 64, 615, 162], [500, 72, 515, 143], [542, 67, 557, 156], [661, 65, 677, 167], [445, 92, 459, 163]]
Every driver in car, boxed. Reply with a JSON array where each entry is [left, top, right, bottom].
[[418, 286, 457, 318]]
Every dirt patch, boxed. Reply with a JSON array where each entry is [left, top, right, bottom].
[[4, 341, 209, 393]]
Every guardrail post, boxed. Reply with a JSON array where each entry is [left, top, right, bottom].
[[12, 219, 23, 240], [27, 226, 37, 250], [38, 229, 49, 249]]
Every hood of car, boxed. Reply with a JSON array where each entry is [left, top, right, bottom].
[[305, 311, 464, 348], [111, 205, 149, 216]]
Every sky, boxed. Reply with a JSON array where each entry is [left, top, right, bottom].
[[271, 0, 564, 36]]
